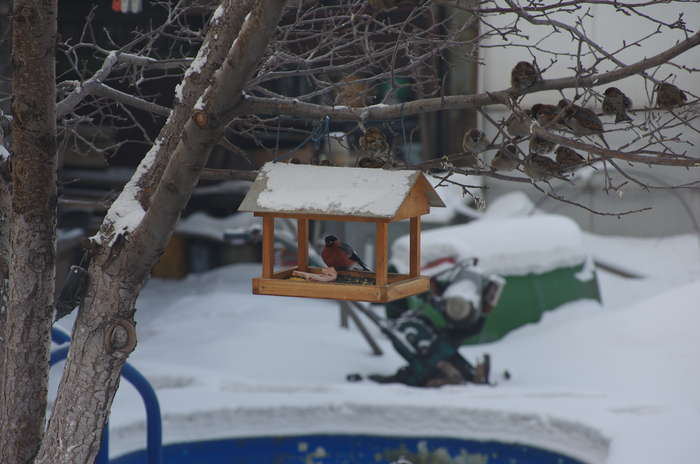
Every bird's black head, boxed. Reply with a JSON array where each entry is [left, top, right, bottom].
[[324, 235, 338, 246]]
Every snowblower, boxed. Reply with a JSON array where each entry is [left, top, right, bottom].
[[348, 258, 506, 387]]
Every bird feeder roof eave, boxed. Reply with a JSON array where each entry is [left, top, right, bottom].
[[239, 163, 445, 221]]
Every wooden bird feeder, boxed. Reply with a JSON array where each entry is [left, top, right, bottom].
[[238, 162, 445, 303]]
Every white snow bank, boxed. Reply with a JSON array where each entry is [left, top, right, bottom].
[[392, 215, 587, 275], [471, 279, 700, 463], [85, 253, 700, 464], [241, 163, 439, 218]]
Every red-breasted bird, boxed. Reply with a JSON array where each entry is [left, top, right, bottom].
[[322, 235, 370, 271], [511, 61, 541, 91], [655, 82, 687, 109], [602, 87, 633, 123]]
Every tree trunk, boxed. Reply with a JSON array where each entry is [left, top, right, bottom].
[[36, 1, 286, 462], [0, 1, 57, 463], [0, 150, 9, 400]]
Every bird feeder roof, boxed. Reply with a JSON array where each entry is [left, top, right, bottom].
[[239, 162, 445, 220]]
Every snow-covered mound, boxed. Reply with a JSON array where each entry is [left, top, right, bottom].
[[51, 234, 700, 464], [392, 215, 587, 275]]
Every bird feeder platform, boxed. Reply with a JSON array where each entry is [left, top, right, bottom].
[[253, 267, 429, 303], [239, 162, 445, 303]]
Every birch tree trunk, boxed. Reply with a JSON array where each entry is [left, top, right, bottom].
[[0, 1, 57, 463], [35, 0, 286, 462]]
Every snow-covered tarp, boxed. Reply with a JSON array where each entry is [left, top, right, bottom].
[[392, 215, 587, 276], [239, 163, 444, 218]]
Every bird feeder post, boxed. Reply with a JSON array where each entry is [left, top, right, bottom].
[[375, 221, 388, 287], [262, 215, 275, 278], [410, 216, 421, 277], [297, 218, 309, 271]]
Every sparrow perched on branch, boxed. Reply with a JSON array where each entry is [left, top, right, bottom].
[[555, 146, 585, 172], [523, 153, 560, 181], [452, 152, 481, 169], [359, 127, 390, 156], [655, 82, 687, 109], [530, 104, 566, 130], [358, 156, 386, 168], [505, 110, 531, 137], [528, 133, 556, 155], [602, 87, 633, 123], [367, 0, 394, 11], [322, 235, 370, 271], [491, 144, 519, 172], [511, 61, 541, 91], [558, 99, 609, 148], [462, 128, 488, 153]]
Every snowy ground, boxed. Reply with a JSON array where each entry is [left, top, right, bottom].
[[52, 231, 700, 463]]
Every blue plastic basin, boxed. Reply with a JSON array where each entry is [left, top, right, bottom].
[[111, 434, 585, 463]]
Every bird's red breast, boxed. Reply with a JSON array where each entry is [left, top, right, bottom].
[[322, 243, 355, 269]]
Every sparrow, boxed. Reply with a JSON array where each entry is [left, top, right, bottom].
[[452, 152, 480, 169], [655, 82, 687, 109], [322, 235, 370, 271], [555, 146, 585, 172], [511, 61, 541, 91], [358, 127, 389, 155], [528, 133, 556, 155], [505, 110, 531, 137], [558, 99, 609, 148], [602, 87, 633, 123], [490, 144, 519, 172], [523, 153, 560, 181], [530, 103, 567, 130], [334, 75, 371, 107], [358, 156, 385, 168], [462, 128, 488, 153], [367, 0, 394, 11]]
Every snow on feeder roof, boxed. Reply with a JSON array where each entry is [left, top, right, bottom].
[[391, 215, 587, 276], [239, 162, 444, 220], [239, 162, 445, 302]]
